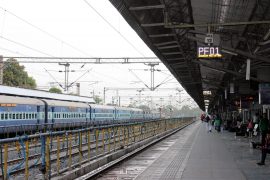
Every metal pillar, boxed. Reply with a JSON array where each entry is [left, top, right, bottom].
[[76, 83, 80, 95], [59, 63, 70, 92]]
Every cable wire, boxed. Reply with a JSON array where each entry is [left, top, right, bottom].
[[83, 0, 145, 57], [0, 35, 54, 57], [0, 6, 92, 57]]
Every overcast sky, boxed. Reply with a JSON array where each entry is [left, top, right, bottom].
[[0, 0, 198, 109]]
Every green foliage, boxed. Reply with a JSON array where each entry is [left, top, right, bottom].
[[3, 58, 37, 89], [93, 95, 103, 104], [49, 87, 62, 94]]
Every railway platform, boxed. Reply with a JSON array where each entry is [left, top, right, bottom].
[[97, 121, 270, 180]]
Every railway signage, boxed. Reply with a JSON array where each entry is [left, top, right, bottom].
[[197, 46, 222, 58]]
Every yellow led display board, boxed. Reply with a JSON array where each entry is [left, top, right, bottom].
[[197, 46, 222, 58]]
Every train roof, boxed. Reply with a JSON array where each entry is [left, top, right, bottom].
[[42, 99, 89, 108], [0, 95, 44, 105], [89, 104, 116, 110], [129, 108, 143, 112], [0, 85, 94, 103]]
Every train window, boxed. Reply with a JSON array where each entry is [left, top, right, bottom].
[[16, 114, 19, 119], [23, 113, 25, 119], [1, 113, 3, 120], [26, 114, 29, 119], [9, 114, 12, 119], [5, 114, 7, 120], [19, 113, 22, 119], [34, 113, 37, 119], [13, 113, 15, 119]]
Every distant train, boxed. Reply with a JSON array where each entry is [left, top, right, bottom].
[[0, 95, 161, 133]]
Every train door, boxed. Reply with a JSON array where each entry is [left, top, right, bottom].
[[37, 106, 40, 125]]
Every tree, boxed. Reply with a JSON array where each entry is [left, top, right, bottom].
[[93, 95, 103, 104], [49, 87, 62, 94], [138, 105, 151, 112], [3, 58, 37, 89]]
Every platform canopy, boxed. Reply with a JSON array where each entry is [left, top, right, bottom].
[[109, 0, 270, 112]]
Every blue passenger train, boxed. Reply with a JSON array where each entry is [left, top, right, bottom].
[[0, 95, 160, 133]]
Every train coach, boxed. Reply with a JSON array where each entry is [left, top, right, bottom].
[[0, 94, 159, 134]]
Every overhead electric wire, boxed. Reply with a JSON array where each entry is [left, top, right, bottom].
[[68, 69, 92, 87], [128, 69, 150, 89], [0, 6, 92, 57], [43, 68, 64, 89], [83, 0, 145, 57], [0, 35, 54, 57]]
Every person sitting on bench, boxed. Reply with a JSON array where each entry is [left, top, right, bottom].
[[257, 130, 270, 166]]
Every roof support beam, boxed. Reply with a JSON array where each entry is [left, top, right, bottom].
[[141, 23, 165, 27], [157, 45, 180, 50], [165, 21, 270, 28], [163, 52, 182, 55], [166, 57, 185, 61], [149, 33, 175, 38], [192, 60, 264, 82], [129, 5, 165, 11], [154, 41, 178, 46]]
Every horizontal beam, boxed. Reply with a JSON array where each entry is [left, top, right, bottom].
[[162, 52, 182, 55], [129, 5, 165, 11], [149, 33, 175, 38], [166, 57, 185, 61], [141, 23, 165, 27], [154, 41, 178, 46], [157, 45, 180, 49], [165, 20, 270, 28]]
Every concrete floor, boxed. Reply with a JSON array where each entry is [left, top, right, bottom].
[[97, 121, 270, 180]]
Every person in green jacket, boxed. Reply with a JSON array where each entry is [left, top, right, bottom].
[[259, 113, 269, 146], [214, 114, 222, 132]]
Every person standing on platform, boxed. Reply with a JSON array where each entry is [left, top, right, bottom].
[[214, 114, 222, 132], [257, 130, 270, 166], [207, 115, 213, 132], [259, 113, 269, 146], [247, 119, 254, 138]]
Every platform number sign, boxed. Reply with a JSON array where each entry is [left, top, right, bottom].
[[197, 46, 222, 58]]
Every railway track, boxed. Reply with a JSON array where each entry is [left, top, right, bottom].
[[74, 122, 194, 180]]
